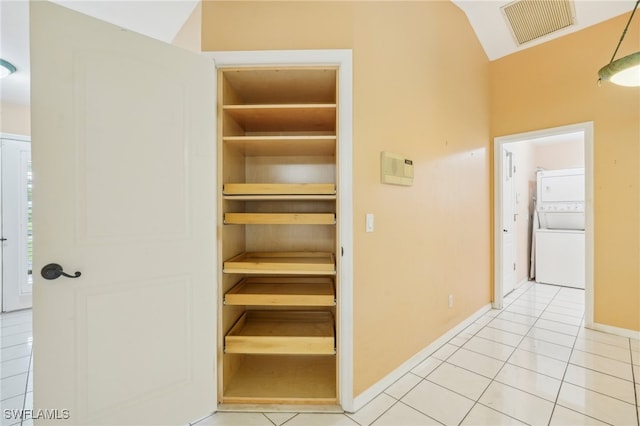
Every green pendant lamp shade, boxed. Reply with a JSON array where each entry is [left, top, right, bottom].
[[598, 0, 640, 87], [0, 59, 17, 78]]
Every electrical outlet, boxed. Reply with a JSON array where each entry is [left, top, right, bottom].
[[448, 294, 454, 308]]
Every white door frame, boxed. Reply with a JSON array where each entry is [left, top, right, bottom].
[[204, 50, 354, 411], [493, 122, 594, 328]]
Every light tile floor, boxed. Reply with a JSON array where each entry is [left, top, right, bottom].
[[0, 308, 33, 426], [2, 282, 639, 425]]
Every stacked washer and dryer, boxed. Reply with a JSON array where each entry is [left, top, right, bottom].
[[535, 168, 585, 289]]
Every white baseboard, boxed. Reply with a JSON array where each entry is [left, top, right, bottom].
[[515, 278, 530, 289], [348, 303, 492, 413], [589, 322, 640, 340]]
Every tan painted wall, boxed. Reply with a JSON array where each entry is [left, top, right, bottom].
[[202, 1, 492, 396], [1, 102, 31, 136], [172, 2, 202, 53], [535, 139, 584, 170], [491, 13, 640, 331]]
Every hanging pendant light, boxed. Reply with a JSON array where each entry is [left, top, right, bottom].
[[0, 59, 17, 79], [598, 0, 640, 87]]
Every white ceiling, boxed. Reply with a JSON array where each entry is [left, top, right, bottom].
[[0, 0, 199, 106], [0, 0, 636, 107], [451, 0, 637, 61]]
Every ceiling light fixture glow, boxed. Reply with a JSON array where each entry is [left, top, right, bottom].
[[0, 59, 17, 79], [598, 0, 640, 87]]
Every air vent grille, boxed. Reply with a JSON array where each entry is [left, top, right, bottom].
[[502, 0, 575, 45]]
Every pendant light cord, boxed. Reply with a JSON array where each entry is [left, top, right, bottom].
[[608, 0, 640, 64]]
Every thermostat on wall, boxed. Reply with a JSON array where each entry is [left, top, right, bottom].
[[380, 151, 414, 186]]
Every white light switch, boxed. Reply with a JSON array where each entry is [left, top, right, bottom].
[[366, 213, 374, 232]]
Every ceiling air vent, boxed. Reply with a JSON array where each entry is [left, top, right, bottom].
[[501, 0, 576, 46]]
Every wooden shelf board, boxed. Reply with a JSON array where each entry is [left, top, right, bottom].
[[223, 194, 337, 201], [224, 183, 336, 196], [222, 354, 336, 405], [224, 105, 336, 133], [224, 104, 336, 110], [223, 252, 336, 275], [223, 135, 336, 156], [225, 311, 335, 355], [225, 277, 335, 306], [216, 404, 343, 413], [222, 68, 337, 105], [224, 213, 336, 225]]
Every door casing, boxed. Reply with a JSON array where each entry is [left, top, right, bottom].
[[205, 50, 354, 411], [493, 122, 594, 329], [1, 133, 32, 312]]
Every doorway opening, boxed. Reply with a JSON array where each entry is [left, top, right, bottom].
[[493, 122, 594, 328], [1, 133, 33, 312]]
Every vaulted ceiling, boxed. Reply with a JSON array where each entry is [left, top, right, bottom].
[[0, 0, 636, 107], [451, 0, 636, 60]]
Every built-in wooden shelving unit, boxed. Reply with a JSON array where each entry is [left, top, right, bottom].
[[218, 67, 339, 406]]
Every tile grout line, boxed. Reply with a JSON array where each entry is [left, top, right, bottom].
[[17, 348, 30, 426], [362, 285, 536, 426], [630, 339, 640, 426], [557, 374, 639, 407], [371, 394, 416, 426], [546, 289, 587, 425], [0, 340, 35, 351], [541, 290, 636, 425], [261, 412, 278, 426], [276, 412, 304, 426], [21, 343, 33, 426], [346, 317, 480, 426], [381, 399, 445, 426], [0, 368, 32, 382], [458, 283, 559, 425], [8, 291, 635, 426], [394, 400, 445, 426], [389, 379, 462, 426]]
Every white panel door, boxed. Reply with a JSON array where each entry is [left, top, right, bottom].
[[502, 149, 516, 296], [30, 2, 215, 425], [1, 138, 33, 312]]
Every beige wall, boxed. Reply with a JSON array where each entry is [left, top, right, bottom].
[[535, 139, 584, 170], [172, 2, 202, 52], [202, 1, 492, 396], [1, 102, 31, 136], [491, 13, 640, 331]]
